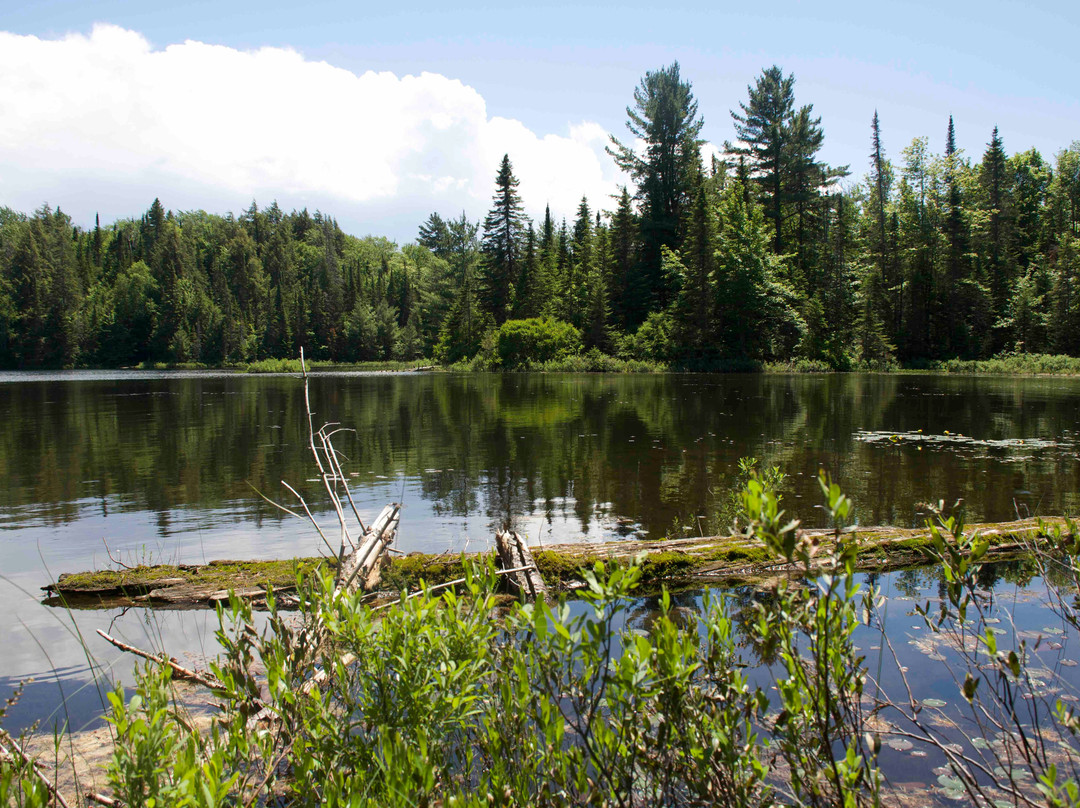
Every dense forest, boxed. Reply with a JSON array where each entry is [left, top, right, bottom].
[[0, 62, 1077, 370]]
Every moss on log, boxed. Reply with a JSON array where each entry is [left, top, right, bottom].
[[42, 517, 1070, 608]]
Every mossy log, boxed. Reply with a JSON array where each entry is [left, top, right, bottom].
[[42, 517, 1069, 609]]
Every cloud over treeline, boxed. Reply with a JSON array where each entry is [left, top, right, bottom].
[[0, 25, 625, 239]]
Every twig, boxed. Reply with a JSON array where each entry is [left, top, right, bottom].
[[242, 741, 293, 808], [280, 480, 336, 558], [246, 481, 304, 521], [102, 538, 134, 571], [95, 629, 224, 692]]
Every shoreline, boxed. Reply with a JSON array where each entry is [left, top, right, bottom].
[[6, 352, 1080, 376]]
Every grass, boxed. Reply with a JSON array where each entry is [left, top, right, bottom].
[[940, 353, 1080, 375]]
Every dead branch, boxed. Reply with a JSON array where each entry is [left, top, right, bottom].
[[95, 629, 223, 692], [85, 793, 122, 807], [101, 538, 135, 571]]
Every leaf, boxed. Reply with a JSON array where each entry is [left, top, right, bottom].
[[937, 774, 964, 790]]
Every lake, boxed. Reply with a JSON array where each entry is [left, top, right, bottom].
[[2, 370, 1080, 739]]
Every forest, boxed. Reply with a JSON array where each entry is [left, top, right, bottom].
[[0, 62, 1077, 370]]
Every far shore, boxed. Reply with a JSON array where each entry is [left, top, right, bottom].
[[7, 351, 1080, 376]]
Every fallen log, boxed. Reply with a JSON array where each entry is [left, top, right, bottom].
[[43, 517, 1073, 609]]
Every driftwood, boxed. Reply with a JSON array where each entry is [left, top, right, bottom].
[[338, 503, 400, 594], [93, 349, 401, 741], [495, 530, 548, 602]]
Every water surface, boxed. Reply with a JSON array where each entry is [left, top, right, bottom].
[[2, 370, 1080, 739]]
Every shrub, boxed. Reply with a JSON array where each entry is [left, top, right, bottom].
[[495, 317, 581, 369], [624, 311, 675, 362]]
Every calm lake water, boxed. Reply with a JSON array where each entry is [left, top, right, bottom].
[[2, 370, 1080, 768]]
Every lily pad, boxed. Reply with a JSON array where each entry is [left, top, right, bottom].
[[922, 698, 947, 708], [937, 774, 964, 790]]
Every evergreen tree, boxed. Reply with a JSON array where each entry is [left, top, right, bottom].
[[513, 224, 543, 319], [565, 197, 595, 328], [671, 178, 716, 356], [979, 126, 1013, 326], [479, 155, 527, 324], [608, 62, 704, 323], [435, 214, 487, 363], [728, 67, 796, 256], [418, 212, 452, 259], [714, 180, 782, 358], [606, 187, 638, 329], [10, 224, 48, 366], [867, 111, 899, 340]]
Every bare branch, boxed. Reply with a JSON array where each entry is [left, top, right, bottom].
[[96, 629, 224, 692]]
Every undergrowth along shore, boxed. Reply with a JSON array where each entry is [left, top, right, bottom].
[[44, 516, 1070, 608], [123, 351, 1080, 375]]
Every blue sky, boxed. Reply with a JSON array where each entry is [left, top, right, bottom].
[[1, 0, 1077, 241]]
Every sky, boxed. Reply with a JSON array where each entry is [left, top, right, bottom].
[[1, 0, 1077, 243]]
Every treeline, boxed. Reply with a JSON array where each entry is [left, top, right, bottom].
[[0, 62, 1077, 369]]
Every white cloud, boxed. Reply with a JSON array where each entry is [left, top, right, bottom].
[[0, 25, 626, 239]]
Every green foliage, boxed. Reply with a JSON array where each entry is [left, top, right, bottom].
[[494, 317, 581, 369], [623, 310, 675, 362]]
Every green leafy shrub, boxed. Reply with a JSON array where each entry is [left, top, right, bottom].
[[494, 317, 581, 369]]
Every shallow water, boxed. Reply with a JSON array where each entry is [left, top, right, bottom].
[[2, 370, 1080, 749], [622, 562, 1080, 805]]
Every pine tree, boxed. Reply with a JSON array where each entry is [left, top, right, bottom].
[[608, 62, 704, 322], [480, 154, 527, 324], [714, 180, 780, 358], [868, 111, 899, 339], [672, 178, 716, 356], [418, 212, 452, 259], [513, 224, 542, 319], [434, 213, 486, 363], [567, 197, 595, 328], [606, 187, 638, 329], [10, 225, 48, 366], [728, 67, 796, 256], [977, 126, 1014, 349]]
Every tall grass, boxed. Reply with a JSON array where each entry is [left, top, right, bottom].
[[941, 352, 1080, 375]]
